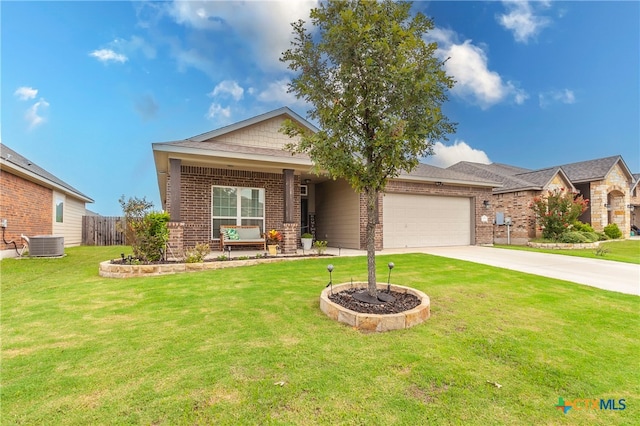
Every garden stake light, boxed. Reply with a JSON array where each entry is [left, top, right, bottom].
[[326, 264, 334, 295], [387, 262, 394, 292], [376, 262, 396, 303]]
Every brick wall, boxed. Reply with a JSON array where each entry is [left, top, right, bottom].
[[589, 163, 631, 236], [383, 180, 494, 246], [0, 170, 52, 250], [492, 190, 539, 244], [172, 166, 299, 250]]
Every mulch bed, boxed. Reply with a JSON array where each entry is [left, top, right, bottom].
[[328, 288, 420, 314]]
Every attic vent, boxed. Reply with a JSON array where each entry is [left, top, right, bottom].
[[29, 236, 64, 257]]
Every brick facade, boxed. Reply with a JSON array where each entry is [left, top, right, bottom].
[[0, 170, 52, 250], [492, 190, 539, 245], [170, 165, 300, 253], [589, 163, 631, 235]]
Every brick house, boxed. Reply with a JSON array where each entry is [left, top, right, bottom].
[[152, 107, 498, 255], [449, 156, 637, 243], [0, 144, 94, 258], [630, 174, 640, 233]]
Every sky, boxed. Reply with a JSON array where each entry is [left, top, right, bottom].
[[2, 0, 638, 216]]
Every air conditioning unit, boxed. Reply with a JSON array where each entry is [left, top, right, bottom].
[[29, 235, 64, 257]]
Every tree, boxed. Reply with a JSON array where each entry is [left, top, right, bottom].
[[281, 0, 455, 297], [530, 189, 589, 240]]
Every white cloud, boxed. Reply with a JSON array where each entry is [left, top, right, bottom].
[[25, 98, 50, 129], [210, 80, 244, 101], [14, 86, 38, 101], [423, 140, 491, 168], [427, 29, 528, 109], [167, 0, 318, 71], [497, 1, 551, 44], [257, 78, 308, 108], [89, 48, 128, 63], [539, 89, 576, 108], [206, 103, 231, 120]]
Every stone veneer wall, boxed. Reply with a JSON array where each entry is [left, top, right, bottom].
[[589, 163, 631, 236], [169, 166, 300, 253]]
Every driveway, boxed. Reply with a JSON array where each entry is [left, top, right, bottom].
[[397, 246, 640, 296]]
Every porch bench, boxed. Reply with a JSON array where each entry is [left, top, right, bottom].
[[219, 225, 266, 252]]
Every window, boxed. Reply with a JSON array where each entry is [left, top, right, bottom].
[[212, 186, 265, 239], [55, 198, 64, 223]]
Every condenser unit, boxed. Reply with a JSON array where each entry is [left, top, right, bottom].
[[29, 236, 64, 257]]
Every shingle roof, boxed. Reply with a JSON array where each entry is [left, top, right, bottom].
[[0, 144, 93, 202], [549, 155, 627, 183], [400, 163, 501, 187]]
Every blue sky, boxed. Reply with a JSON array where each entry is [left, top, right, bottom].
[[2, 1, 638, 216]]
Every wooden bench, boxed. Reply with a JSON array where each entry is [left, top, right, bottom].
[[219, 225, 266, 251]]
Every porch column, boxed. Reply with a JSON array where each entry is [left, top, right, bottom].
[[282, 169, 298, 253], [169, 158, 182, 221], [283, 169, 295, 223]]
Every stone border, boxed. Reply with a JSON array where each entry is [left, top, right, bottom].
[[527, 241, 601, 250], [99, 256, 313, 278], [320, 282, 430, 332]]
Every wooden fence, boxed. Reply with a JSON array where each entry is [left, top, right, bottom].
[[82, 216, 126, 246]]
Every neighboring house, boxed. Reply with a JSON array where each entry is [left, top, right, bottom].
[[449, 155, 636, 243], [152, 107, 499, 255], [0, 144, 94, 258], [631, 173, 640, 232]]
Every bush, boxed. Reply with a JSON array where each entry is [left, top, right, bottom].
[[119, 196, 170, 262], [572, 221, 594, 233], [301, 233, 313, 239], [530, 189, 589, 240], [557, 231, 589, 244], [185, 243, 210, 263], [596, 232, 609, 241], [578, 231, 599, 242], [603, 223, 622, 239]]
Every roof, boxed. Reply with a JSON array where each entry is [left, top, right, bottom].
[[550, 155, 634, 183], [0, 143, 93, 203], [188, 106, 319, 142], [398, 163, 501, 188], [448, 162, 575, 194]]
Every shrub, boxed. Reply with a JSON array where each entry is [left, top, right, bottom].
[[301, 233, 313, 239], [603, 223, 622, 239], [572, 221, 595, 233], [530, 189, 589, 240], [578, 231, 599, 243], [185, 243, 210, 263], [557, 231, 589, 244], [134, 212, 170, 262], [596, 232, 609, 241], [313, 240, 328, 255]]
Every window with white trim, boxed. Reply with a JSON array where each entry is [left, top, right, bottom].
[[211, 186, 265, 239]]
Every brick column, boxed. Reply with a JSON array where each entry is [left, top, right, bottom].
[[166, 221, 185, 261], [282, 222, 299, 254], [169, 158, 182, 221]]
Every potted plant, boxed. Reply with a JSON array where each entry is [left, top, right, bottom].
[[301, 232, 313, 250], [266, 229, 282, 256]]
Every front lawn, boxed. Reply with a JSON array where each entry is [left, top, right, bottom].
[[495, 239, 640, 264], [2, 246, 638, 425]]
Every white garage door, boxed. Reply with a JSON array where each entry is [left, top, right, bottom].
[[383, 193, 472, 248]]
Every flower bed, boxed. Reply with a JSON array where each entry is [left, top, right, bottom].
[[320, 282, 430, 332]]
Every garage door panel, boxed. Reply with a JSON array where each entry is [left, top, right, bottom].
[[383, 194, 471, 248]]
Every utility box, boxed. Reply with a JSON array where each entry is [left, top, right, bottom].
[[495, 212, 504, 225], [29, 236, 64, 257]]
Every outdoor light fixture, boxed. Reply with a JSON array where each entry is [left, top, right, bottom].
[[628, 204, 635, 211], [604, 203, 612, 211], [483, 200, 491, 208], [377, 262, 396, 303], [326, 264, 334, 294], [304, 178, 311, 184], [435, 181, 443, 186]]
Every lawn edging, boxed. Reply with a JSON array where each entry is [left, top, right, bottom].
[[527, 241, 600, 250], [100, 256, 317, 278], [320, 282, 430, 332]]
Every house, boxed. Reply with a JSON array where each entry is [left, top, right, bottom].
[[152, 107, 499, 255], [631, 174, 640, 232], [0, 144, 94, 258], [449, 155, 637, 243]]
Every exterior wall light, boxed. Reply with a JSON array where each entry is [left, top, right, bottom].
[[483, 200, 491, 208]]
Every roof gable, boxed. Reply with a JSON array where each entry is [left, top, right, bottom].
[[554, 155, 634, 183], [0, 144, 93, 202]]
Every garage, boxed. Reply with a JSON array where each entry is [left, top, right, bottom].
[[383, 193, 472, 248]]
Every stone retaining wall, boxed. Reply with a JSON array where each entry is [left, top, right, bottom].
[[526, 241, 600, 250]]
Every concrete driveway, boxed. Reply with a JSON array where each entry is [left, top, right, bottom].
[[391, 246, 640, 296]]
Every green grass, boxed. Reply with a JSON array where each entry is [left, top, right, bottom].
[[495, 240, 640, 265], [2, 246, 639, 425]]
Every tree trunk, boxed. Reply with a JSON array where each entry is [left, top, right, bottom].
[[366, 187, 378, 297]]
